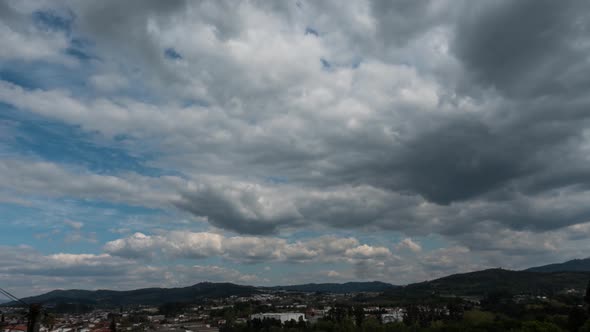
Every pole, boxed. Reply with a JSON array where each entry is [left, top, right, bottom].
[[27, 304, 41, 332]]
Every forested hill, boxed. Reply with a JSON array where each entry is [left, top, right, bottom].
[[7, 281, 397, 307], [525, 258, 590, 273], [384, 268, 590, 298], [8, 266, 590, 307], [11, 282, 258, 306], [265, 281, 397, 293]]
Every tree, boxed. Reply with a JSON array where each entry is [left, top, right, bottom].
[[41, 312, 56, 331], [107, 312, 120, 332], [520, 321, 563, 332], [403, 304, 420, 326], [109, 317, 117, 332], [447, 301, 464, 321], [567, 306, 588, 332], [353, 306, 364, 327], [328, 304, 349, 324], [579, 320, 590, 332]]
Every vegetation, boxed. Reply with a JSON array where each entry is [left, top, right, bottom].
[[527, 259, 590, 273], [264, 282, 397, 294], [383, 269, 590, 298], [11, 282, 258, 306], [218, 280, 590, 332]]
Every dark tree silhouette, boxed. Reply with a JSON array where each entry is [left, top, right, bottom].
[[109, 316, 117, 332], [353, 306, 364, 327]]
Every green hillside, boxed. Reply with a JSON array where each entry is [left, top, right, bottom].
[[11, 282, 258, 307], [385, 268, 590, 298]]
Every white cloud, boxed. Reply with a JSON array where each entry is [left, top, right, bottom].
[[90, 73, 129, 91], [64, 219, 83, 230], [0, 22, 65, 61], [0, 246, 262, 297], [396, 238, 422, 253], [2, 0, 590, 291], [344, 244, 392, 259], [104, 231, 393, 264]]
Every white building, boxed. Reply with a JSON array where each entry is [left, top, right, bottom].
[[249, 313, 306, 324], [381, 309, 404, 324]]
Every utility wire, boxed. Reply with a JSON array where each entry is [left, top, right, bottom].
[[0, 288, 16, 301], [0, 287, 28, 306], [0, 288, 19, 302]]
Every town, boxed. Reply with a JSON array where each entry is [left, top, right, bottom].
[[2, 285, 590, 332]]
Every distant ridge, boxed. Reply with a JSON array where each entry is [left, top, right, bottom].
[[9, 282, 258, 307], [6, 281, 397, 307], [525, 258, 590, 273], [7, 258, 590, 307], [383, 268, 590, 298], [265, 281, 397, 293]]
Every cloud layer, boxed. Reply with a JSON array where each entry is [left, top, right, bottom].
[[1, 0, 590, 295]]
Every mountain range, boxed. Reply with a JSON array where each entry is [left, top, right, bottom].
[[264, 281, 397, 294], [10, 282, 258, 307], [6, 257, 590, 307], [384, 269, 590, 299], [525, 257, 590, 273]]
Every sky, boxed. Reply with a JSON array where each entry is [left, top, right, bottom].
[[1, 0, 590, 297]]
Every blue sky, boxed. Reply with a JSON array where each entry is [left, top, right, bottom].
[[1, 0, 590, 297]]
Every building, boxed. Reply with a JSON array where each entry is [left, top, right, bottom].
[[249, 313, 306, 324], [2, 325, 27, 332], [381, 309, 404, 324], [147, 315, 166, 322]]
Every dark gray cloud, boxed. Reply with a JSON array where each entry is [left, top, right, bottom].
[[392, 118, 529, 204], [454, 0, 590, 97]]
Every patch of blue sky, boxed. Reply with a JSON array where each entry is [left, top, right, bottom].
[[0, 197, 171, 252], [0, 202, 71, 252], [351, 57, 362, 69], [413, 234, 452, 251], [33, 8, 97, 64], [65, 47, 95, 61], [0, 200, 42, 225], [65, 38, 100, 63], [0, 105, 167, 176], [270, 262, 348, 283], [264, 176, 289, 184], [320, 58, 331, 70], [182, 99, 210, 108], [71, 201, 198, 235], [164, 48, 182, 60], [67, 199, 164, 217], [0, 59, 92, 93], [304, 27, 318, 37], [32, 9, 74, 35], [0, 222, 45, 248]]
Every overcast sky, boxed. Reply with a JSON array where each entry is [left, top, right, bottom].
[[1, 0, 590, 297]]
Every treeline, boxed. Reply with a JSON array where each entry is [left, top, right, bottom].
[[220, 288, 590, 332]]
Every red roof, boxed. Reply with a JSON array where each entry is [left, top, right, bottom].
[[4, 325, 27, 332], [90, 328, 111, 332]]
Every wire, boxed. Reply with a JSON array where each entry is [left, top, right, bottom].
[[0, 288, 28, 306], [0, 288, 18, 303], [0, 288, 15, 301]]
